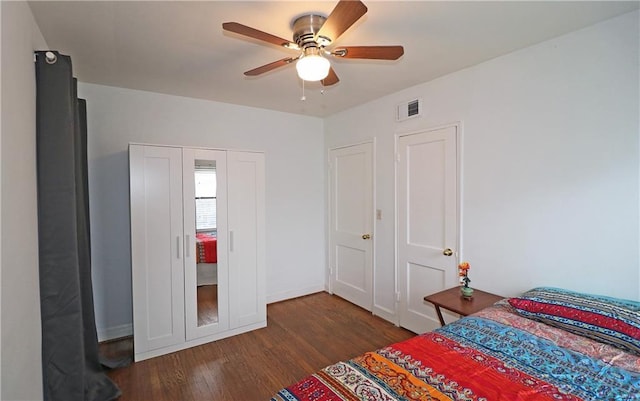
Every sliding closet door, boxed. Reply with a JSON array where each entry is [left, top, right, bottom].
[[183, 148, 229, 341], [130, 145, 185, 356], [227, 151, 266, 329]]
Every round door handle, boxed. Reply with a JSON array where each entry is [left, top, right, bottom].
[[443, 248, 453, 256], [362, 234, 371, 240]]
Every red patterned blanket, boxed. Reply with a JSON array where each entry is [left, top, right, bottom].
[[195, 232, 217, 264], [271, 299, 640, 401]]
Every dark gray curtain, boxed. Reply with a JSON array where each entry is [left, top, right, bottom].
[[35, 50, 121, 401]]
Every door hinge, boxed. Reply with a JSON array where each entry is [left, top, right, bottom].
[[395, 152, 400, 162], [395, 291, 401, 302]]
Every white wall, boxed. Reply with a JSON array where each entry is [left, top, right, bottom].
[[0, 2, 47, 400], [2, 7, 637, 392], [77, 83, 326, 340], [325, 10, 640, 319]]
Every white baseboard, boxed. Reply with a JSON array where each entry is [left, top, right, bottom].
[[99, 285, 325, 342], [267, 284, 326, 304], [134, 320, 266, 362], [373, 304, 398, 326], [97, 323, 133, 342]]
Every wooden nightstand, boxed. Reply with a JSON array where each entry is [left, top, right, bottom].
[[424, 287, 504, 327]]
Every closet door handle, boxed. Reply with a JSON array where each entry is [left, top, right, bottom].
[[185, 235, 191, 258], [176, 236, 181, 259], [229, 230, 234, 252]]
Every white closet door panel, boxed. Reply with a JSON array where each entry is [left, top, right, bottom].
[[130, 145, 185, 355], [227, 151, 266, 329], [183, 148, 230, 341]]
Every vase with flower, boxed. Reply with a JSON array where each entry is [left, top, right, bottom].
[[459, 261, 473, 298]]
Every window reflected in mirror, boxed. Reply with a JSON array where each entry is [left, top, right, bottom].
[[194, 161, 218, 326]]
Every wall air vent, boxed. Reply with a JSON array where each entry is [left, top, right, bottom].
[[396, 98, 422, 122]]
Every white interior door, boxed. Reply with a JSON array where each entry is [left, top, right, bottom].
[[329, 142, 373, 311], [397, 125, 458, 333], [129, 144, 185, 355]]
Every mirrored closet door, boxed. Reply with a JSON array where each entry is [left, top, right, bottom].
[[182, 148, 229, 341]]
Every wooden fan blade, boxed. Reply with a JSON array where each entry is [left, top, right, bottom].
[[332, 46, 404, 60], [316, 0, 368, 43], [244, 57, 297, 76], [322, 67, 339, 86], [223, 22, 298, 49]]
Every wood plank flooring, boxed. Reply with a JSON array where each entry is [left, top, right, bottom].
[[100, 292, 415, 401], [197, 284, 218, 326]]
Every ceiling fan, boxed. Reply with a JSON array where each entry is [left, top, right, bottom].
[[222, 0, 404, 86]]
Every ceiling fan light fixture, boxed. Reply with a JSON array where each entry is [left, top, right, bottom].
[[296, 52, 330, 82], [223, 0, 401, 87]]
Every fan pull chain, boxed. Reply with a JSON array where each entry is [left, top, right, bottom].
[[301, 79, 306, 101]]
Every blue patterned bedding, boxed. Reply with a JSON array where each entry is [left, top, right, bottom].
[[273, 294, 640, 401]]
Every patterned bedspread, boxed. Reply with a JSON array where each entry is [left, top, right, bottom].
[[195, 232, 217, 264], [271, 302, 640, 401]]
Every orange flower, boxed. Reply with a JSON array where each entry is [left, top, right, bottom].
[[459, 261, 471, 287]]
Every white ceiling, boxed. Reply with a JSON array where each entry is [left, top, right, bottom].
[[28, 1, 639, 117]]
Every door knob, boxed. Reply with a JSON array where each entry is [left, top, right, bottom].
[[362, 234, 371, 240], [443, 248, 453, 256]]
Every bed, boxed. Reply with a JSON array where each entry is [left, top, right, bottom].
[[195, 232, 217, 264], [271, 287, 640, 401], [196, 232, 217, 286]]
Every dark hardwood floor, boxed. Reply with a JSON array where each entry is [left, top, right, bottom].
[[197, 284, 219, 326], [100, 292, 415, 401]]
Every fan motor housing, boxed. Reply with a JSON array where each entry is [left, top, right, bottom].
[[292, 14, 331, 48]]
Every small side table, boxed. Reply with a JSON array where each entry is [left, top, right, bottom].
[[424, 287, 504, 327]]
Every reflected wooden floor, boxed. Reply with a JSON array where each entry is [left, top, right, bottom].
[[197, 284, 218, 326], [100, 292, 415, 401]]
